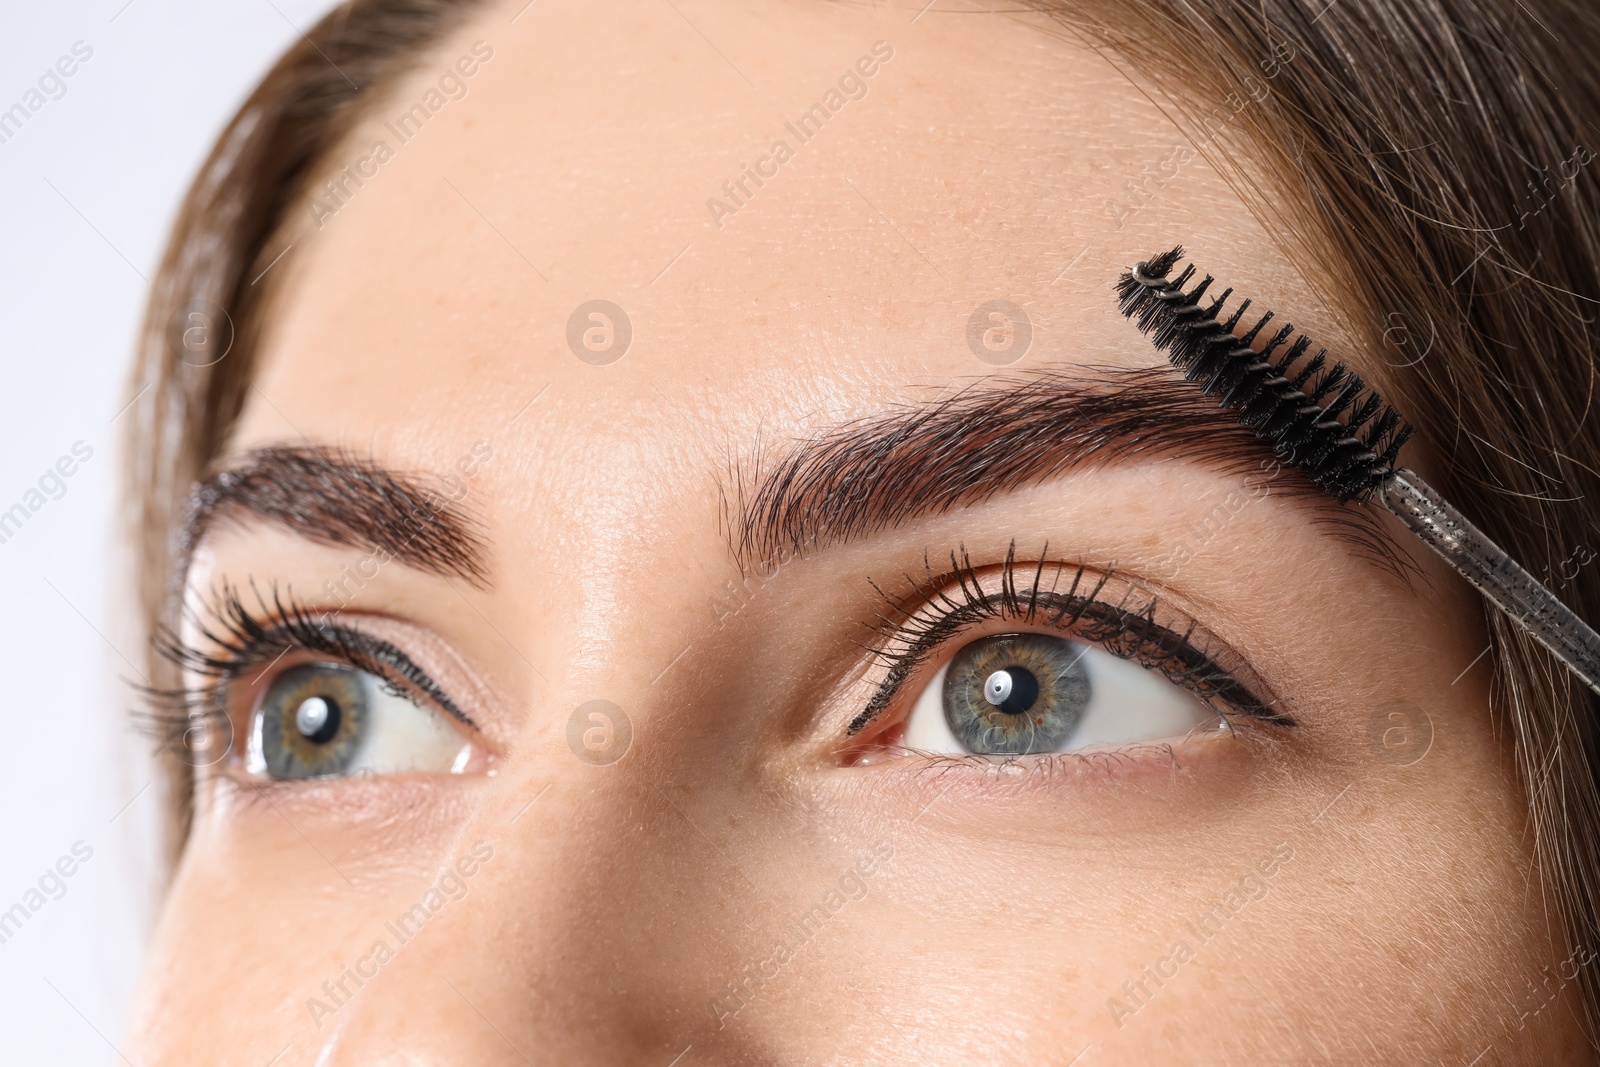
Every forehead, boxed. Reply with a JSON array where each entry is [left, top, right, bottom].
[[233, 0, 1327, 491]]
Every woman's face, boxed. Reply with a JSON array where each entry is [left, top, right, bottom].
[[130, 1, 1587, 1063]]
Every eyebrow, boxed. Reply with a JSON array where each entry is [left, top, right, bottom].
[[731, 365, 1410, 576], [184, 446, 489, 586]]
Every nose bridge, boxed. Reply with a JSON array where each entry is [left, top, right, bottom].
[[314, 424, 776, 1063]]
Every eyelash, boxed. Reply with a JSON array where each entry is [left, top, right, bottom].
[[145, 556, 1278, 763], [852, 543, 1290, 737], [144, 581, 469, 759]]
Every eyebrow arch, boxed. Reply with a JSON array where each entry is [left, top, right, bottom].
[[730, 364, 1411, 577], [183, 446, 490, 587]]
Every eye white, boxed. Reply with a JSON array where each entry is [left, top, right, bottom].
[[246, 671, 473, 776], [346, 678, 473, 775], [900, 639, 1217, 756]]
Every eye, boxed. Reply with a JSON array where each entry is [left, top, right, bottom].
[[245, 662, 477, 780], [901, 632, 1219, 756], [845, 551, 1288, 761]]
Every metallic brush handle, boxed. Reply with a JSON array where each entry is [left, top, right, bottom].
[[1382, 468, 1600, 697]]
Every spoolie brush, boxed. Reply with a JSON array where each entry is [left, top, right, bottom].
[[1116, 245, 1600, 698], [1116, 245, 1414, 503]]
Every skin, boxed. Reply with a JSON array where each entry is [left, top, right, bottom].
[[126, 1, 1590, 1063]]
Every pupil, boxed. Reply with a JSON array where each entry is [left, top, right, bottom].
[[294, 696, 341, 744], [985, 667, 1038, 715]]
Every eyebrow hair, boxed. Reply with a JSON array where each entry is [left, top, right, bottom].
[[183, 446, 489, 586], [731, 365, 1411, 576]]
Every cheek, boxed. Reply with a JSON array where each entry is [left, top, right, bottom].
[[129, 781, 484, 1058]]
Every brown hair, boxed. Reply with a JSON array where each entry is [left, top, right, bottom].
[[126, 0, 1600, 1028], [1031, 0, 1600, 1028]]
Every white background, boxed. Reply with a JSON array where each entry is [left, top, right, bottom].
[[0, 3, 339, 1061]]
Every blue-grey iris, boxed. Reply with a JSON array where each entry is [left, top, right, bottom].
[[943, 634, 1091, 754], [258, 663, 367, 779]]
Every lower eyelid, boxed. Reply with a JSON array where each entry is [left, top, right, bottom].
[[848, 736, 1237, 789]]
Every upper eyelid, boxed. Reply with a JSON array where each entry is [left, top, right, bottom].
[[163, 583, 476, 729], [292, 625, 475, 728]]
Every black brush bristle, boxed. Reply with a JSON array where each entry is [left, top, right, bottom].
[[1115, 245, 1414, 503]]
